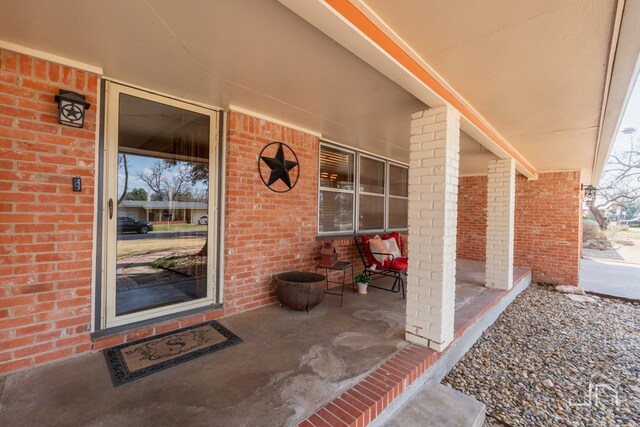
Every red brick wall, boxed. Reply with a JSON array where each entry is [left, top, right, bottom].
[[223, 112, 320, 314], [456, 171, 581, 286], [0, 49, 98, 374], [514, 171, 581, 285], [457, 176, 487, 261]]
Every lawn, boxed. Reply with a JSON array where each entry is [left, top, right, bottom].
[[620, 227, 640, 236], [152, 223, 206, 232], [116, 237, 206, 260]]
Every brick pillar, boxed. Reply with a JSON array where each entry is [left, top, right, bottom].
[[406, 105, 460, 352], [485, 158, 516, 289]]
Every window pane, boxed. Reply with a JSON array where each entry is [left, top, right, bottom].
[[359, 157, 385, 194], [319, 191, 353, 233], [115, 93, 210, 316], [359, 195, 384, 230], [320, 146, 354, 190], [388, 198, 408, 229], [389, 164, 408, 197]]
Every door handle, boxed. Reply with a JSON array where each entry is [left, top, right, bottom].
[[108, 198, 113, 219]]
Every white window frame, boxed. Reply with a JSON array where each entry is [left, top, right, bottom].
[[317, 143, 356, 235], [317, 142, 408, 235], [357, 154, 386, 234], [102, 81, 221, 329], [387, 162, 409, 231]]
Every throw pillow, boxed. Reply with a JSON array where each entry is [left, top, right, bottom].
[[400, 234, 409, 258], [368, 235, 388, 264], [384, 237, 401, 259]]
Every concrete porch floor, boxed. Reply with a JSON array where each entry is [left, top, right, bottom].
[[0, 259, 530, 426]]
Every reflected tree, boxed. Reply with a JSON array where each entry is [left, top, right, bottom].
[[125, 188, 148, 201], [592, 130, 640, 229], [139, 160, 193, 201], [117, 154, 129, 206]]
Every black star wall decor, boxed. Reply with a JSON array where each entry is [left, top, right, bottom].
[[258, 142, 300, 193]]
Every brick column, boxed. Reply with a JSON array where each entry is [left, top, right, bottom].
[[406, 105, 460, 352], [485, 158, 516, 289]]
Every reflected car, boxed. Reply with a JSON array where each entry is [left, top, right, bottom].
[[198, 215, 208, 225], [618, 218, 640, 229], [628, 219, 640, 228], [117, 216, 154, 234]]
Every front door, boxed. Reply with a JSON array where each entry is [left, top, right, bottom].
[[102, 81, 219, 328]]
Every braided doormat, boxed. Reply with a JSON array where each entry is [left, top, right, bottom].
[[104, 320, 242, 386]]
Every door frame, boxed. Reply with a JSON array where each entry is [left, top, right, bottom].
[[99, 80, 223, 329]]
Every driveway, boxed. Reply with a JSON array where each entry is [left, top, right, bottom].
[[580, 258, 640, 300]]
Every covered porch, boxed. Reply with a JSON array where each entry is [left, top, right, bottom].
[[0, 260, 531, 426], [0, 3, 638, 424]]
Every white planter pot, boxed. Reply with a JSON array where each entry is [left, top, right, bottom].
[[356, 282, 368, 295]]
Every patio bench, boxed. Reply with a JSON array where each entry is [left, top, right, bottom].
[[354, 232, 407, 299]]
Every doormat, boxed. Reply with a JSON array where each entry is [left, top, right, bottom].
[[103, 320, 242, 386]]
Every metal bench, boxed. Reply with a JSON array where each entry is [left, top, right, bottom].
[[354, 234, 407, 299]]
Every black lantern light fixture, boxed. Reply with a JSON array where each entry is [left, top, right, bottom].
[[55, 90, 91, 128], [581, 184, 597, 200]]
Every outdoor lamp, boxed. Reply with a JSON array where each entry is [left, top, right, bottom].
[[55, 90, 91, 128], [581, 184, 597, 200]]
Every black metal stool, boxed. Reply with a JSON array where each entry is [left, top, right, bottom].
[[315, 261, 354, 307]]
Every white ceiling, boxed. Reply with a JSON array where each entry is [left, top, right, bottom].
[[362, 0, 616, 178], [0, 0, 435, 163], [0, 0, 634, 179]]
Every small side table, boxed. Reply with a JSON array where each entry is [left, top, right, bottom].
[[315, 261, 354, 307]]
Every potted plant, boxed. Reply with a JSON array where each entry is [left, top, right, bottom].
[[354, 272, 372, 295]]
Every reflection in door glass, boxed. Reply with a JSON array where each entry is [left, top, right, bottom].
[[115, 94, 210, 316]]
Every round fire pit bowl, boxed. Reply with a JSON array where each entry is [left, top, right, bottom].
[[274, 271, 326, 312]]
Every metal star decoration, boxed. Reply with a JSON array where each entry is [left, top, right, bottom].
[[259, 142, 299, 192], [61, 103, 83, 122]]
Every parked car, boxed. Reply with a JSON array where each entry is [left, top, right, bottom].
[[198, 215, 208, 225], [628, 219, 640, 228], [618, 218, 640, 229], [617, 220, 631, 230], [117, 216, 154, 234]]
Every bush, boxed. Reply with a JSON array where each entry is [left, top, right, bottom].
[[151, 258, 174, 269], [583, 219, 600, 240]]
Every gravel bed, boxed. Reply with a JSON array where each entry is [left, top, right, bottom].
[[443, 284, 640, 426]]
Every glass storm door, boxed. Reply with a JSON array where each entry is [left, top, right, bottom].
[[103, 82, 218, 328]]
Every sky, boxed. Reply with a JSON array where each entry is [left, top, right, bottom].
[[117, 154, 207, 199], [609, 74, 640, 156]]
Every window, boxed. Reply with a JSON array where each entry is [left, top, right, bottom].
[[388, 164, 409, 229], [318, 145, 355, 233], [359, 156, 385, 231], [318, 143, 408, 234]]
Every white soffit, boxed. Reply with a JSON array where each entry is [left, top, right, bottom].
[[593, 0, 640, 185], [359, 0, 634, 183], [0, 0, 428, 164], [279, 0, 634, 182], [278, 0, 540, 178], [1, 0, 635, 180]]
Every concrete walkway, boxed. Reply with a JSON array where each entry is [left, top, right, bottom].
[[580, 258, 640, 300], [380, 381, 485, 427]]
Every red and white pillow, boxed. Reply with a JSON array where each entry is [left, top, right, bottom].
[[368, 235, 388, 264], [384, 237, 401, 259]]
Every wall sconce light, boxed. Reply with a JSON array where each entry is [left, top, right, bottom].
[[581, 184, 597, 200], [55, 90, 91, 128]]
